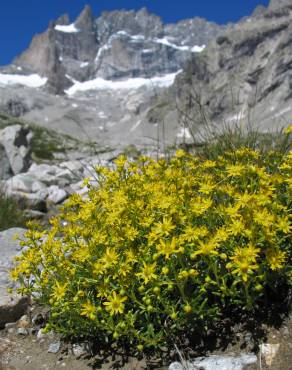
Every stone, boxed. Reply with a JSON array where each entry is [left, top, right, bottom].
[[72, 343, 88, 357], [0, 228, 30, 329], [47, 185, 67, 204], [0, 124, 32, 175], [36, 329, 47, 341], [32, 313, 45, 326], [260, 343, 280, 366], [48, 341, 61, 353], [169, 353, 257, 370], [0, 142, 12, 180], [17, 327, 29, 336], [5, 322, 17, 330], [17, 314, 30, 328]]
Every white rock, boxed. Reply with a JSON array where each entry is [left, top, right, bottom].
[[0, 124, 32, 175], [47, 185, 67, 204], [0, 228, 30, 329], [260, 343, 280, 366], [169, 353, 257, 370]]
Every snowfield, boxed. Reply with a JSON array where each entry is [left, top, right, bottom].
[[65, 71, 182, 95], [0, 73, 47, 88]]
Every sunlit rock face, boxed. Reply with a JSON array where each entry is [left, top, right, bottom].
[[0, 0, 291, 152], [10, 5, 224, 93]]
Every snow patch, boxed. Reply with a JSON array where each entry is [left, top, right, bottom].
[[55, 23, 79, 33], [191, 45, 206, 52], [95, 44, 111, 62], [0, 73, 47, 88], [65, 71, 181, 95], [98, 111, 107, 119], [80, 62, 89, 68], [154, 37, 205, 53], [130, 35, 145, 42]]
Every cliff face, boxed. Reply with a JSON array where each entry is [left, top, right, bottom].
[[166, 0, 292, 134], [12, 6, 225, 93], [0, 1, 291, 151]]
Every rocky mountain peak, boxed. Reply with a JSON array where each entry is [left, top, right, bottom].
[[75, 5, 95, 31], [55, 14, 70, 26], [268, 0, 292, 9], [9, 6, 225, 94]]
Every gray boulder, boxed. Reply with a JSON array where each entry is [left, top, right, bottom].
[[169, 353, 257, 370], [0, 124, 32, 175], [0, 228, 30, 329], [0, 143, 12, 180]]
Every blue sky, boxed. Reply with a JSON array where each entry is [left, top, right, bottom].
[[1, 0, 269, 66]]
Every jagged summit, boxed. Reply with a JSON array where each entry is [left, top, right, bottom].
[[5, 6, 224, 94], [268, 0, 292, 9], [0, 0, 291, 151], [75, 5, 96, 30]]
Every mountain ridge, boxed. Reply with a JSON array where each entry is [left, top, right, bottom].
[[6, 5, 225, 94], [0, 0, 291, 152]]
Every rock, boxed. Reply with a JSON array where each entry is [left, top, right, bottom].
[[2, 98, 29, 117], [260, 343, 280, 366], [32, 313, 45, 326], [48, 341, 61, 353], [72, 343, 88, 357], [36, 328, 47, 341], [169, 353, 257, 370], [12, 5, 224, 93], [171, 0, 292, 136], [47, 185, 67, 204], [17, 314, 30, 328], [0, 143, 12, 180], [5, 322, 17, 330], [0, 228, 30, 329], [17, 327, 29, 336], [0, 124, 32, 175]]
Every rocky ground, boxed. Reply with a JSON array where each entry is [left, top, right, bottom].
[[0, 306, 291, 369]]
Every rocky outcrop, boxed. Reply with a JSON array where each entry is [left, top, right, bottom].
[[0, 228, 30, 329], [166, 0, 292, 134], [11, 5, 225, 93], [0, 143, 12, 180], [0, 125, 32, 175]]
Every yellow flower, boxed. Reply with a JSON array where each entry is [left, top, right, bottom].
[[199, 181, 216, 195], [136, 262, 158, 283], [253, 208, 275, 228], [156, 237, 180, 259], [283, 124, 292, 134], [228, 218, 245, 236], [50, 281, 68, 301], [227, 245, 260, 282], [226, 164, 245, 177], [80, 300, 96, 320], [190, 197, 212, 216], [191, 239, 218, 258], [103, 291, 127, 316], [101, 248, 119, 268], [266, 248, 286, 270], [182, 225, 208, 242], [276, 216, 291, 234], [152, 217, 175, 237]]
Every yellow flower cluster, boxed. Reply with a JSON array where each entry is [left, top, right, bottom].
[[12, 147, 291, 349]]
